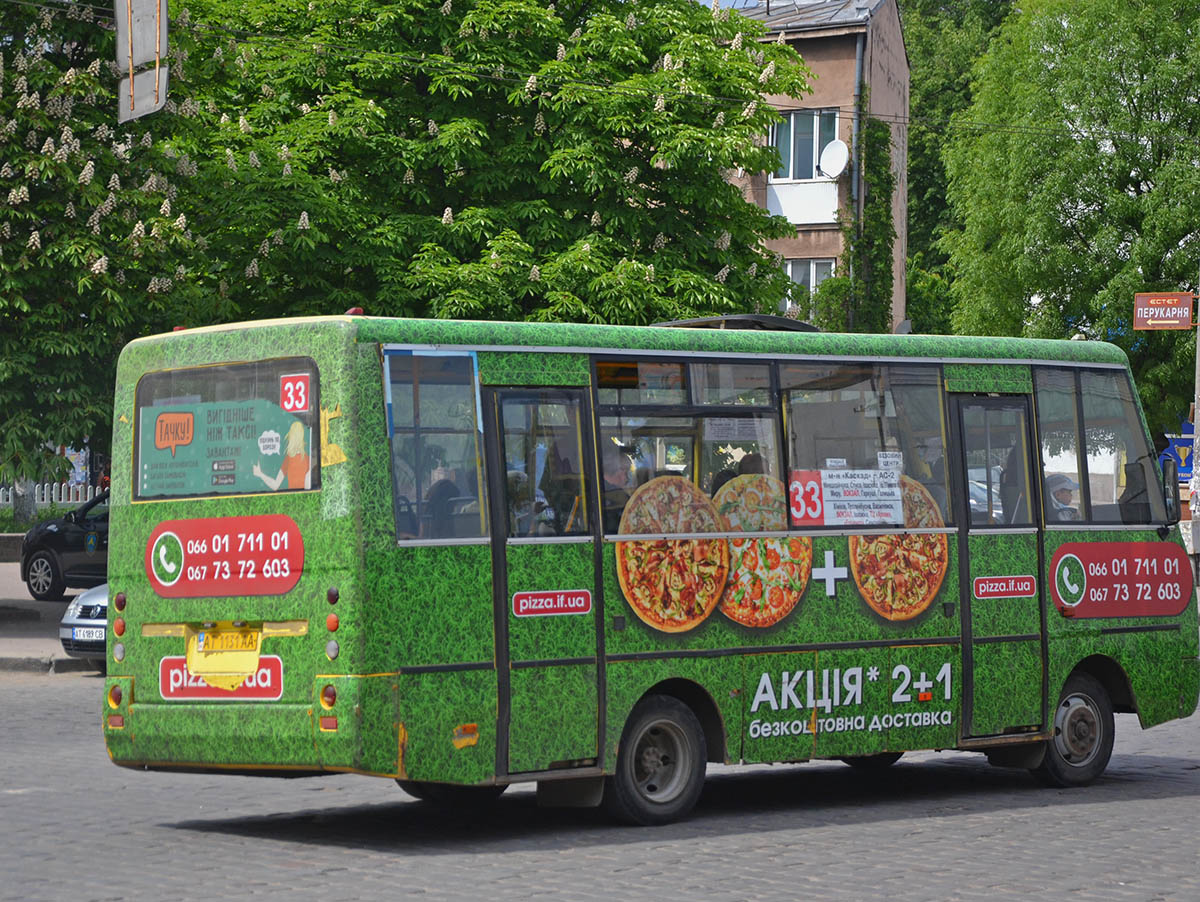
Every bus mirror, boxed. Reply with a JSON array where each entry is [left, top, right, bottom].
[[1162, 457, 1181, 525]]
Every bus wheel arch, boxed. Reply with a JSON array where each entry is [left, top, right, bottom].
[[1069, 655, 1136, 716], [638, 678, 726, 764]]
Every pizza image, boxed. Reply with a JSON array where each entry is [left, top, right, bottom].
[[719, 536, 812, 628], [615, 476, 729, 633], [849, 476, 949, 621], [712, 475, 811, 628], [713, 473, 788, 531]]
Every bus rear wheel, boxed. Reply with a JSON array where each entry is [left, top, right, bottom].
[[395, 780, 506, 805], [1032, 672, 1114, 787], [604, 695, 706, 826]]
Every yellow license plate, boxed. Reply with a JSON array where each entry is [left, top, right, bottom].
[[185, 623, 262, 681], [197, 628, 258, 653]]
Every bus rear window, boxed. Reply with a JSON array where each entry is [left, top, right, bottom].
[[134, 358, 320, 500]]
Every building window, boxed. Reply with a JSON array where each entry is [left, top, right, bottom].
[[770, 110, 839, 181], [783, 258, 835, 314]]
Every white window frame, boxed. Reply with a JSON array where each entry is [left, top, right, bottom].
[[769, 109, 840, 183], [781, 258, 836, 314]]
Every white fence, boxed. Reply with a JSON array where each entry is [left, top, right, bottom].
[[0, 483, 102, 509]]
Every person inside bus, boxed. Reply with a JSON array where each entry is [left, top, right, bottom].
[[1046, 473, 1081, 520], [711, 468, 737, 497], [423, 472, 461, 538], [738, 452, 766, 475], [601, 442, 632, 533]]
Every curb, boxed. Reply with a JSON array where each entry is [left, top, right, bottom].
[[0, 655, 98, 674]]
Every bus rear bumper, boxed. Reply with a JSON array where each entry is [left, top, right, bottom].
[[101, 674, 403, 777]]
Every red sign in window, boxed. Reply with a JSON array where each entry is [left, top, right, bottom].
[[145, 515, 304, 598], [279, 372, 311, 413], [159, 655, 283, 700], [1048, 542, 1192, 618]]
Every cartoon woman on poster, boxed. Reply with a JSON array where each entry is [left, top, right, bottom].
[[253, 421, 311, 490]]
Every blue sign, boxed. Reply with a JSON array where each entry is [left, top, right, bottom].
[[85, 532, 99, 555]]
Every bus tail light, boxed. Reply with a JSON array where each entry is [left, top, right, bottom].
[[326, 613, 339, 632], [319, 716, 337, 731], [321, 684, 336, 708], [327, 587, 339, 605], [113, 618, 126, 637], [114, 592, 127, 612], [108, 685, 123, 708]]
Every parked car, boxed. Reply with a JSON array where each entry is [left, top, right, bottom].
[[20, 490, 109, 601], [59, 583, 107, 672]]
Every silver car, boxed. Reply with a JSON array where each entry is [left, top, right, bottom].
[[59, 583, 107, 672]]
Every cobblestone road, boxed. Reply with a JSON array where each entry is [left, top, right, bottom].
[[2, 671, 1198, 902]]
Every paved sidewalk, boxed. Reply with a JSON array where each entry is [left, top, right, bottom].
[[0, 562, 93, 673]]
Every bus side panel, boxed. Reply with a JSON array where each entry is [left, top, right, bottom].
[[396, 670, 498, 785], [1042, 530, 1199, 729], [604, 658, 743, 771]]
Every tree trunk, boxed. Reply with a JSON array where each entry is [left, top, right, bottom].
[[13, 477, 37, 526]]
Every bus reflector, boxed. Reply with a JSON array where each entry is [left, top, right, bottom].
[[319, 716, 337, 731], [321, 685, 336, 708], [326, 613, 339, 632], [107, 715, 125, 729]]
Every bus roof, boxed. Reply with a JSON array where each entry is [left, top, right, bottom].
[[128, 315, 1130, 368]]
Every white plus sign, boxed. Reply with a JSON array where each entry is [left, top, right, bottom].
[[811, 549, 848, 596], [912, 671, 933, 694]]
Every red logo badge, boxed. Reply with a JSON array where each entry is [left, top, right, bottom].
[[512, 590, 593, 617], [159, 655, 283, 700]]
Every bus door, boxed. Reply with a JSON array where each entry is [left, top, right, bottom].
[[484, 388, 601, 776], [949, 395, 1046, 739]]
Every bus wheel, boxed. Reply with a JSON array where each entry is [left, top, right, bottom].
[[394, 780, 505, 805], [1033, 672, 1114, 787], [604, 695, 706, 826], [839, 752, 903, 769]]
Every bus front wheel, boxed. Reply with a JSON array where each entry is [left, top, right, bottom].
[[1032, 672, 1114, 787], [604, 695, 706, 826]]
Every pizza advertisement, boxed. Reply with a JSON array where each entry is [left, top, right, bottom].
[[614, 473, 950, 634], [848, 476, 950, 622], [615, 474, 813, 633]]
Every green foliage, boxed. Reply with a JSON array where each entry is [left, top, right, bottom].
[[809, 275, 852, 332], [904, 0, 1013, 267], [0, 5, 219, 481], [941, 0, 1200, 435], [905, 254, 953, 335], [179, 0, 813, 325]]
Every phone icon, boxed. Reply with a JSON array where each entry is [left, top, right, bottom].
[[159, 545, 178, 574], [1061, 563, 1079, 595]]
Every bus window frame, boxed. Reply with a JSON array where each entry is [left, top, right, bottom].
[[131, 355, 322, 503], [383, 347, 490, 546]]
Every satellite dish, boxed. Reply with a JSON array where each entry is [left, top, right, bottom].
[[818, 139, 849, 178]]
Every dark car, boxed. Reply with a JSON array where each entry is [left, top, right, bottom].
[[20, 490, 109, 601], [59, 582, 107, 672]]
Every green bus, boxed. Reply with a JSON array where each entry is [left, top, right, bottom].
[[104, 314, 1199, 824]]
